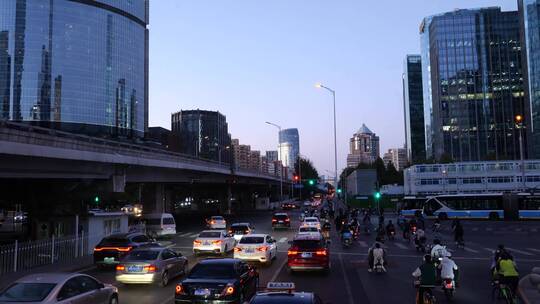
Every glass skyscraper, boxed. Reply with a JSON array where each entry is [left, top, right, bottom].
[[0, 0, 148, 138], [520, 0, 540, 158], [279, 128, 299, 170], [422, 8, 526, 162], [403, 54, 426, 164]]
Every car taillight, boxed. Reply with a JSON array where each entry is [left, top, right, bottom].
[[234, 247, 242, 252], [193, 240, 202, 246], [288, 250, 298, 255], [94, 246, 132, 252], [272, 219, 277, 222], [244, 230, 249, 234], [212, 240, 222, 245], [285, 218, 290, 222], [144, 265, 157, 273], [211, 220, 215, 225], [116, 265, 125, 271], [315, 249, 328, 256], [221, 284, 235, 296], [257, 246, 268, 252], [228, 230, 233, 234], [175, 284, 185, 295], [445, 280, 453, 289]]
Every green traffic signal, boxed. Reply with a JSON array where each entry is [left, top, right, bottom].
[[94, 196, 100, 203], [337, 189, 342, 193], [374, 192, 381, 199], [308, 179, 315, 186]]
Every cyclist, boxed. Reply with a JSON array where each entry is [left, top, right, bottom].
[[322, 220, 331, 240], [494, 252, 519, 296], [492, 244, 513, 270], [386, 220, 396, 238], [412, 254, 437, 304]]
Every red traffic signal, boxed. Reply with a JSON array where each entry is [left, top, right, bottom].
[[293, 175, 300, 182]]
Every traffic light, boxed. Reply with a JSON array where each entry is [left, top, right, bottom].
[[337, 188, 342, 194], [293, 175, 300, 182], [94, 196, 100, 203], [308, 179, 315, 186], [374, 192, 381, 199]]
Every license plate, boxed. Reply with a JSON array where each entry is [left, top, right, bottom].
[[194, 289, 211, 296], [127, 265, 142, 272], [104, 257, 115, 264], [278, 221, 283, 223], [301, 252, 312, 258]]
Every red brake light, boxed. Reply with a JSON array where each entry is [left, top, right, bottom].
[[175, 284, 184, 295], [315, 249, 328, 256], [144, 265, 157, 273], [244, 230, 249, 234], [272, 219, 277, 222], [211, 220, 216, 225], [234, 247, 242, 252], [257, 246, 268, 252], [212, 240, 222, 245], [94, 246, 131, 252], [116, 265, 125, 271], [285, 218, 290, 222], [193, 240, 202, 245], [287, 250, 298, 255]]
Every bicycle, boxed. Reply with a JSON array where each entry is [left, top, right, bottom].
[[491, 280, 516, 304]]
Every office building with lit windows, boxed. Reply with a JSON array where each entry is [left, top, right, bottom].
[[278, 128, 299, 169], [0, 0, 149, 138], [403, 55, 426, 164], [421, 7, 527, 162]]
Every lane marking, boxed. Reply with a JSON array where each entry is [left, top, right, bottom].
[[463, 247, 479, 253], [527, 248, 540, 253], [394, 242, 408, 250], [77, 265, 97, 273], [338, 253, 355, 304], [278, 237, 288, 243], [358, 241, 368, 247], [483, 248, 494, 252], [188, 233, 199, 238], [179, 232, 191, 237], [507, 247, 534, 256]]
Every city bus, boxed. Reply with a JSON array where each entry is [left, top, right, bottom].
[[399, 196, 427, 218], [422, 193, 540, 220]]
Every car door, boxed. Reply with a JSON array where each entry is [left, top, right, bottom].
[[76, 275, 109, 304], [161, 249, 178, 276], [266, 236, 277, 257], [57, 278, 86, 304]]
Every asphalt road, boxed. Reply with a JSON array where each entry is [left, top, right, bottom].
[[83, 202, 540, 304]]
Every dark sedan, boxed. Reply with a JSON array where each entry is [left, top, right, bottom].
[[93, 232, 155, 267], [175, 258, 259, 304]]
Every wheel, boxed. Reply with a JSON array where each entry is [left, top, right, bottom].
[[438, 213, 448, 220], [109, 295, 118, 304], [489, 212, 500, 221], [444, 288, 454, 301], [160, 271, 169, 287]]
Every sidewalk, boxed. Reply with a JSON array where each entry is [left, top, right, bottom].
[[0, 255, 94, 290]]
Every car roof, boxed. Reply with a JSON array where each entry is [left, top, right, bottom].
[[252, 292, 314, 303], [131, 246, 165, 252], [293, 233, 322, 241], [17, 273, 84, 284], [211, 215, 224, 218], [198, 258, 239, 265], [273, 213, 289, 216], [231, 222, 250, 226], [304, 217, 319, 220], [242, 234, 267, 238], [200, 230, 225, 233]]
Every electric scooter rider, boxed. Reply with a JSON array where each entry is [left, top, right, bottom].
[[386, 220, 396, 239], [412, 255, 437, 304], [431, 239, 449, 262], [439, 252, 459, 287], [368, 242, 387, 273]]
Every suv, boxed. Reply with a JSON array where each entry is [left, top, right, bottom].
[[272, 213, 290, 230], [93, 232, 155, 267], [287, 233, 330, 274]]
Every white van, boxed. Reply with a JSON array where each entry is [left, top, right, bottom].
[[142, 213, 177, 238]]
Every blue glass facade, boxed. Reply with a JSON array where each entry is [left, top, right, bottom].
[[403, 54, 426, 164], [0, 0, 148, 137], [521, 0, 540, 158], [279, 128, 300, 169], [423, 8, 526, 162]]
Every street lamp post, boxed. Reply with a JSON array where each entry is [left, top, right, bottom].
[[315, 83, 338, 192], [516, 115, 525, 191], [266, 121, 283, 201]]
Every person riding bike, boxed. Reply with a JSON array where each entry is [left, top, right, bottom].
[[414, 228, 427, 250], [439, 252, 459, 287], [402, 219, 411, 240], [368, 242, 386, 273], [494, 252, 519, 297], [386, 220, 396, 237], [432, 219, 441, 232], [412, 255, 437, 304], [492, 244, 513, 270], [322, 220, 331, 239]]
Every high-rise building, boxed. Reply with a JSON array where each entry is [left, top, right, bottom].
[[278, 128, 300, 170], [382, 148, 408, 171], [0, 0, 149, 137], [266, 150, 278, 162], [520, 0, 540, 158], [231, 139, 251, 170], [347, 124, 380, 167], [421, 8, 526, 162], [171, 110, 232, 163], [249, 151, 261, 171], [403, 55, 426, 164]]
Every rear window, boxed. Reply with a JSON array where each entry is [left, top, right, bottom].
[[293, 240, 323, 249], [125, 250, 160, 261], [0, 283, 56, 302], [299, 227, 318, 232], [163, 217, 175, 225], [231, 225, 249, 232], [305, 218, 318, 222], [212, 216, 224, 220], [189, 263, 236, 279], [274, 214, 288, 220], [199, 231, 222, 238], [239, 237, 264, 244], [99, 237, 129, 247]]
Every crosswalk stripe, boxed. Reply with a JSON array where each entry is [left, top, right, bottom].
[[358, 241, 368, 247], [463, 247, 479, 253], [527, 248, 540, 253], [507, 247, 534, 256], [394, 242, 408, 250], [188, 233, 199, 238], [180, 232, 191, 237], [278, 237, 288, 243], [483, 248, 494, 253]]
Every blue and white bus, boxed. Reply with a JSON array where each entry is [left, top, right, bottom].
[[422, 193, 540, 220], [399, 196, 427, 218]]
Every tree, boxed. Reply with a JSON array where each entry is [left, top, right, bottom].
[[374, 157, 386, 187], [294, 157, 319, 181]]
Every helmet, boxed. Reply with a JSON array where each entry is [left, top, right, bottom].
[[445, 252, 452, 258], [423, 254, 432, 263]]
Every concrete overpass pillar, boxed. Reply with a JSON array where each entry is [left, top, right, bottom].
[[141, 184, 171, 214]]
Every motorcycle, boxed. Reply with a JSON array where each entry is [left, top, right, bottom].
[[373, 259, 386, 274], [342, 231, 353, 248], [415, 237, 427, 253], [387, 229, 396, 241], [442, 278, 456, 300], [352, 227, 360, 240]]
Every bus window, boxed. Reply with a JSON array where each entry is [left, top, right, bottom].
[[424, 199, 442, 216]]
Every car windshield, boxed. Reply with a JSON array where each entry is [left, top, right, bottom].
[[211, 217, 224, 221], [293, 240, 323, 249], [274, 215, 288, 220], [199, 231, 222, 238], [189, 263, 236, 279], [305, 218, 318, 222], [0, 283, 56, 302], [163, 218, 175, 225], [99, 237, 129, 247], [239, 237, 264, 244], [125, 250, 160, 261], [300, 227, 318, 232], [231, 225, 248, 232]]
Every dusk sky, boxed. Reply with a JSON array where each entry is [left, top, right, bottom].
[[148, 1, 516, 176]]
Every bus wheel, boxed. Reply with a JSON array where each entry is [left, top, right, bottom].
[[438, 213, 448, 220], [489, 212, 499, 221]]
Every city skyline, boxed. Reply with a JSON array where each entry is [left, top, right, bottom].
[[148, 0, 517, 175]]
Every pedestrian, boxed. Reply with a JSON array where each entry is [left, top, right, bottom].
[[453, 220, 464, 245]]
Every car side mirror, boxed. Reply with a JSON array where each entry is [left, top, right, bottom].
[[98, 283, 105, 289]]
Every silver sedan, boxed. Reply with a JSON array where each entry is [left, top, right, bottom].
[[115, 247, 188, 287], [0, 273, 118, 304]]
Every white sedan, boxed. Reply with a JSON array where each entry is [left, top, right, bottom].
[[206, 216, 227, 229], [302, 217, 321, 229], [233, 234, 277, 265], [193, 230, 235, 255], [297, 225, 321, 235]]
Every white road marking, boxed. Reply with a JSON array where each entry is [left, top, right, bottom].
[[507, 247, 534, 256], [188, 233, 199, 238], [358, 241, 368, 247], [338, 253, 355, 304], [527, 248, 540, 253], [278, 237, 288, 243], [179, 232, 191, 237], [394, 242, 408, 250], [463, 247, 479, 253], [483, 248, 495, 252]]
